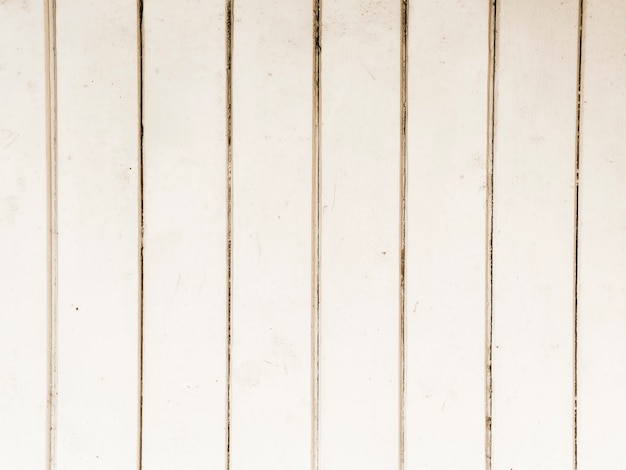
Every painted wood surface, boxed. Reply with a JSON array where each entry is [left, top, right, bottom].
[[2, 1, 626, 468], [0, 1, 48, 467], [405, 0, 490, 467], [577, 0, 626, 467], [55, 1, 141, 467], [230, 0, 312, 468], [490, 1, 579, 468], [319, 0, 401, 468], [141, 0, 228, 468]]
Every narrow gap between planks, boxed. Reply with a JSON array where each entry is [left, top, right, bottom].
[[311, 0, 322, 469], [137, 0, 145, 468], [399, 0, 408, 469], [45, 0, 58, 468], [225, 0, 235, 468], [573, 0, 585, 467], [485, 0, 498, 469]]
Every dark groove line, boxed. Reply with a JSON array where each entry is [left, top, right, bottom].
[[573, 1, 585, 468], [311, 0, 321, 468], [137, 0, 145, 468], [399, 0, 408, 469], [225, 0, 234, 468], [45, 1, 58, 468], [485, 0, 497, 468]]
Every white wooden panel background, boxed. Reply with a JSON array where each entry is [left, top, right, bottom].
[[1, 0, 625, 469]]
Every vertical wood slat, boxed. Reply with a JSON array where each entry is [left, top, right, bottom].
[[141, 0, 228, 468], [404, 0, 490, 467], [319, 1, 401, 467], [229, 1, 313, 467], [491, 0, 580, 468], [577, 0, 626, 466], [55, 1, 141, 467], [0, 2, 48, 467]]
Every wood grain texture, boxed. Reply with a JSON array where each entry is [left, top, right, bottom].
[[0, 2, 48, 467], [491, 1, 579, 468], [405, 0, 490, 467], [141, 0, 228, 468], [230, 0, 313, 468], [577, 0, 626, 466], [55, 1, 140, 467], [319, 0, 401, 467]]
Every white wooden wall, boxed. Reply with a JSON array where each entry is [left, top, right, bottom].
[[1, 1, 625, 469]]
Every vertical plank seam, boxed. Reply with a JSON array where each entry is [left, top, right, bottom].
[[225, 0, 234, 468], [311, 0, 321, 468], [137, 1, 145, 468], [485, 0, 498, 468], [399, 0, 408, 469], [573, 1, 585, 468], [45, 1, 58, 468]]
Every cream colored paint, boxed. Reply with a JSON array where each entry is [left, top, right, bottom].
[[230, 0, 312, 467], [319, 0, 401, 468], [577, 0, 626, 467], [55, 1, 140, 467], [491, 1, 579, 468], [405, 0, 489, 467], [0, 1, 48, 467], [141, 0, 228, 468], [2, 1, 626, 469]]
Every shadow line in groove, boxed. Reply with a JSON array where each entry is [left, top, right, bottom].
[[225, 0, 234, 468], [311, 0, 322, 469], [485, 1, 498, 468], [45, 1, 58, 468]]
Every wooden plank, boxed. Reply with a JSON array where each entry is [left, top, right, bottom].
[[577, 0, 626, 466], [319, 1, 401, 467], [55, 1, 140, 467], [141, 1, 228, 468], [0, 2, 48, 467], [491, 1, 579, 468], [404, 0, 490, 467], [229, 0, 312, 467]]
